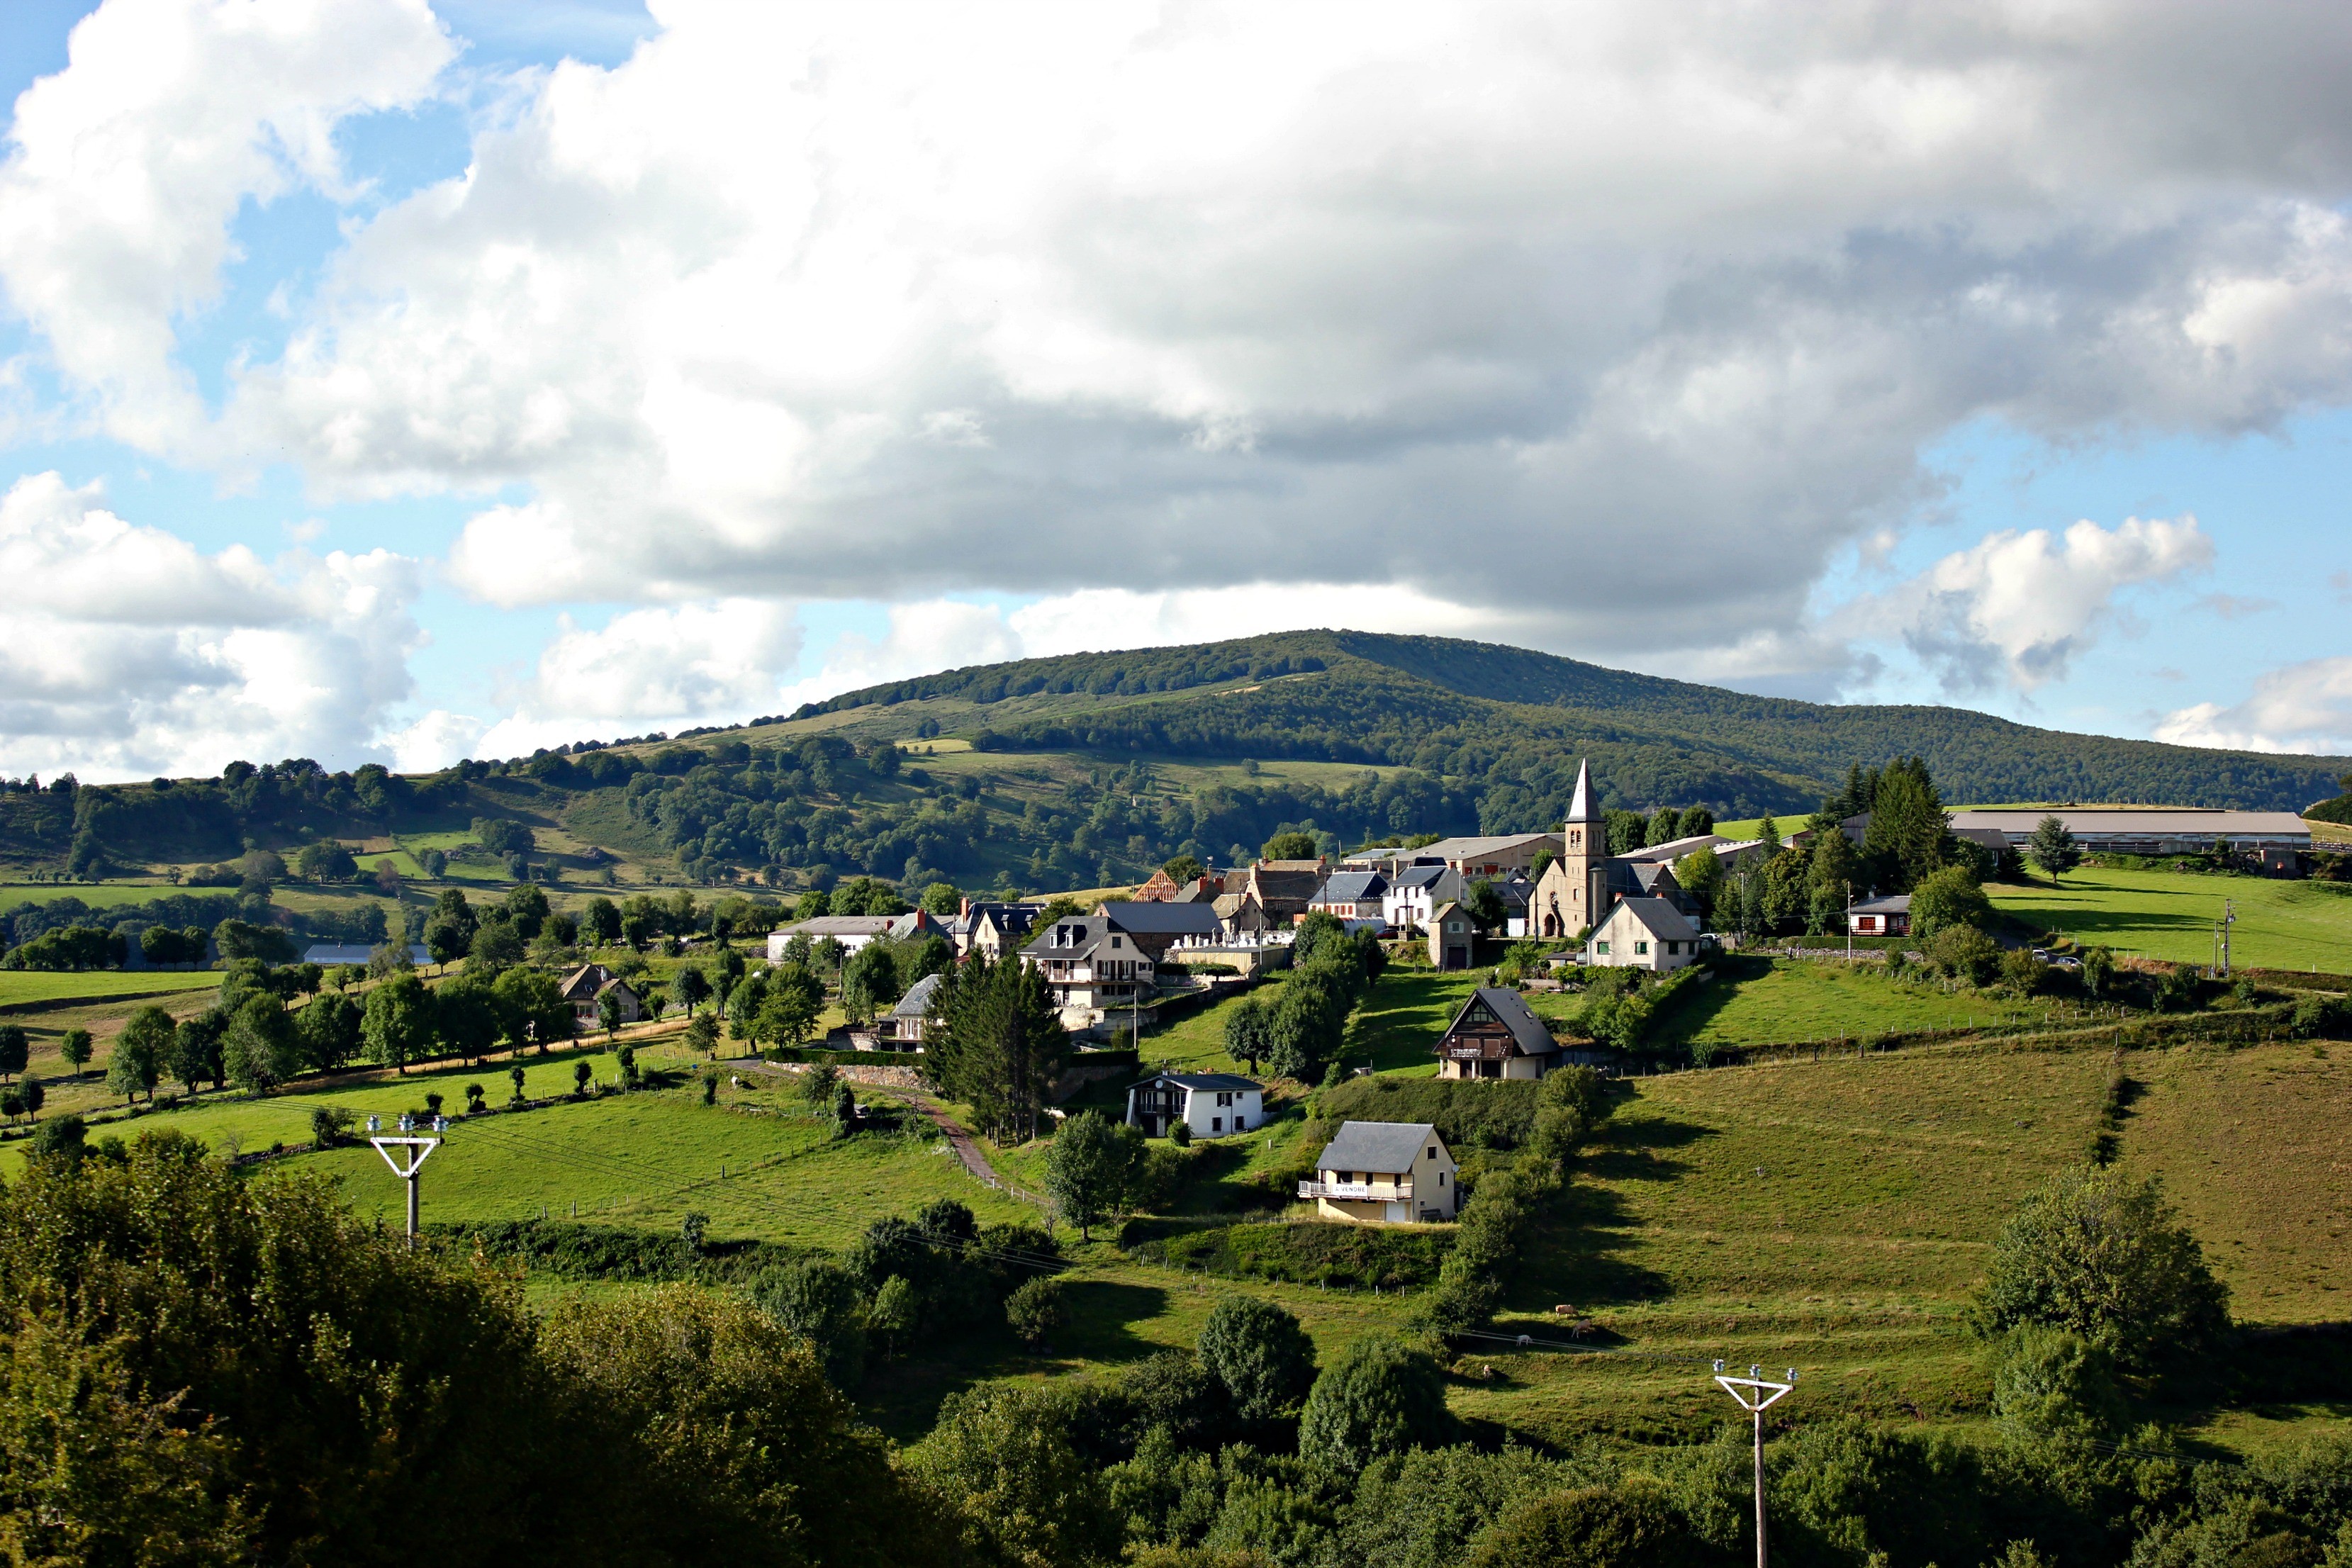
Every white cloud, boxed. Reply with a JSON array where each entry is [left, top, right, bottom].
[[383, 707, 484, 772], [0, 471, 425, 779], [1835, 515, 2214, 695], [0, 0, 452, 452], [2156, 659, 2352, 756], [4, 0, 2349, 673], [471, 596, 806, 758]]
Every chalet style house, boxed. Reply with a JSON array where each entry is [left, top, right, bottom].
[[1125, 1071, 1262, 1138], [1432, 987, 1562, 1079], [1301, 1121, 1457, 1223], [557, 963, 642, 1028]]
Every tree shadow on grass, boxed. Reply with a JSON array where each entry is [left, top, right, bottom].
[[1509, 1110, 1717, 1309], [1645, 956, 1769, 1049]]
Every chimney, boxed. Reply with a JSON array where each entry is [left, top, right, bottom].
[[959, 896, 971, 918]]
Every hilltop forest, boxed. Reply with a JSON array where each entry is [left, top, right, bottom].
[[2, 631, 2341, 896]]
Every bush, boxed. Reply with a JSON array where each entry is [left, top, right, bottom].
[[1467, 1479, 1710, 1568], [1197, 1295, 1318, 1423], [1972, 1164, 2230, 1373], [751, 1256, 869, 1389], [1990, 1325, 2126, 1440], [1910, 864, 1994, 939], [1004, 1275, 1066, 1346], [1298, 1338, 1457, 1472], [1926, 924, 2001, 987]]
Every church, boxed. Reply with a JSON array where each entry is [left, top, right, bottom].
[[1529, 761, 1722, 941]]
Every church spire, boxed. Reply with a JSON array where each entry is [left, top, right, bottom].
[[1566, 758, 1599, 826]]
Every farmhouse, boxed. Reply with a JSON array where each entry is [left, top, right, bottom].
[[1848, 893, 1911, 937], [1433, 986, 1561, 1079], [1124, 1071, 1262, 1138], [1300, 1121, 1458, 1223], [1585, 896, 1701, 971], [1021, 915, 1155, 1021], [558, 963, 643, 1027]]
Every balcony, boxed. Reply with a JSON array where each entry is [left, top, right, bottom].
[[1298, 1180, 1413, 1202]]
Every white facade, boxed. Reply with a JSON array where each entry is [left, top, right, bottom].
[[1126, 1073, 1262, 1138], [1584, 897, 1700, 971]]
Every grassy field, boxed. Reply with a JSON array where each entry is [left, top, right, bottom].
[[1988, 865, 2352, 970], [0, 970, 223, 1009], [0, 882, 187, 912], [1572, 956, 2070, 1049]]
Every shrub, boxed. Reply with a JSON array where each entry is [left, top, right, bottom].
[[1910, 865, 1994, 938], [1317, 1075, 1542, 1151], [1972, 1164, 2230, 1373], [1926, 925, 2001, 987], [1467, 1479, 1710, 1568], [1198, 1295, 1318, 1423], [751, 1256, 868, 1389], [1999, 948, 2049, 995], [1004, 1275, 1066, 1346], [1298, 1338, 1457, 1472], [1990, 1325, 2126, 1440]]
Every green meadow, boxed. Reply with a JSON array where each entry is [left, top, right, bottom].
[[1989, 864, 2352, 971]]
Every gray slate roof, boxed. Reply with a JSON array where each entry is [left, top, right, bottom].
[[1098, 900, 1224, 934], [1454, 987, 1557, 1055], [1143, 1071, 1261, 1092], [1312, 870, 1388, 904], [892, 971, 944, 1018], [1315, 1120, 1443, 1175], [1851, 893, 1912, 914], [1608, 896, 1700, 941]]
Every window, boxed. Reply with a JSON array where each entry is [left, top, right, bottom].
[[1636, 941, 1650, 955], [1427, 1147, 1437, 1160], [1211, 1116, 1223, 1133], [1595, 940, 1611, 954], [1438, 1171, 1447, 1186], [1111, 935, 1122, 948]]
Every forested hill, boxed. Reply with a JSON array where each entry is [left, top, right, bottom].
[[1, 630, 2339, 895], [786, 629, 2345, 816]]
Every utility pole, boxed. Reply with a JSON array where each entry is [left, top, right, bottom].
[[1844, 880, 1852, 962], [2219, 899, 2235, 980], [371, 1132, 442, 1248], [1715, 1362, 1796, 1568]]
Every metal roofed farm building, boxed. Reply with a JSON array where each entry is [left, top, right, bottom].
[[1301, 1121, 1458, 1223], [1944, 807, 2314, 870]]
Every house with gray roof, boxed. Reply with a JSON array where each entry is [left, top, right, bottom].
[[1585, 896, 1701, 971], [1125, 1070, 1262, 1139], [882, 970, 944, 1048], [1433, 986, 1560, 1080], [1096, 899, 1226, 960], [1300, 1120, 1457, 1223], [1021, 914, 1155, 1024], [1309, 870, 1390, 928]]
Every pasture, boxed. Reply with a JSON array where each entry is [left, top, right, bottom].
[[1988, 864, 2352, 970], [0, 969, 223, 1009]]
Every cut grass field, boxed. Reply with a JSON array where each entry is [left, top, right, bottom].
[[1598, 956, 2068, 1048], [0, 970, 223, 1009], [1988, 864, 2352, 970]]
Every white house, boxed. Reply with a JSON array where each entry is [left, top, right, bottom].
[[1124, 1071, 1262, 1138], [1585, 896, 1701, 971], [766, 909, 944, 961], [1299, 1121, 1458, 1223], [1020, 914, 1155, 1024], [1382, 863, 1464, 934]]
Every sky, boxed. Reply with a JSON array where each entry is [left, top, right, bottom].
[[2, 0, 2351, 784]]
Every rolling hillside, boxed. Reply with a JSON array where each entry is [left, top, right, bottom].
[[4, 630, 2342, 898]]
